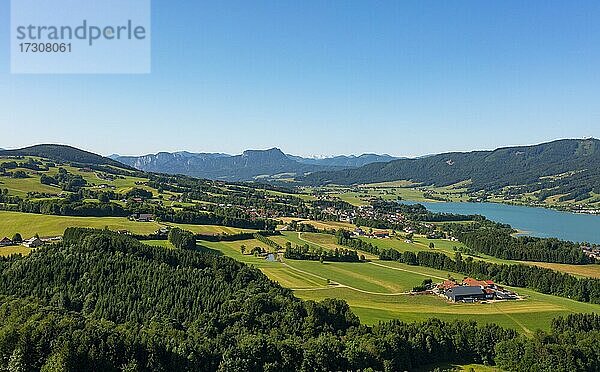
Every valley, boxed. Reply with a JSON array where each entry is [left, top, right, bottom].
[[1, 143, 600, 370]]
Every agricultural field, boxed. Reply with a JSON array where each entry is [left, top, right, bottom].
[[0, 211, 254, 238], [361, 234, 600, 279], [317, 180, 473, 206], [278, 217, 356, 231], [198, 231, 600, 334], [0, 245, 32, 257]]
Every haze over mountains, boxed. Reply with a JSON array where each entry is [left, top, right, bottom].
[[110, 149, 400, 181]]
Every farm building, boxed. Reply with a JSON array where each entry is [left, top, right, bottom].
[[444, 286, 487, 302], [130, 213, 154, 222], [0, 237, 13, 246], [372, 231, 390, 238], [22, 237, 44, 248]]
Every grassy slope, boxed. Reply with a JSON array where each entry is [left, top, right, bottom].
[[200, 232, 600, 334], [0, 245, 32, 257], [0, 211, 254, 238]]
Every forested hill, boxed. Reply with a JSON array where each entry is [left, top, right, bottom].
[[302, 138, 600, 194], [0, 228, 522, 370], [0, 144, 134, 170]]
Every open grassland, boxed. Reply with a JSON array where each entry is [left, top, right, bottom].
[[0, 211, 161, 237], [0, 245, 32, 257], [278, 218, 356, 231], [0, 176, 60, 197], [517, 261, 600, 279], [199, 232, 600, 333], [0, 211, 253, 238], [169, 224, 254, 235], [293, 262, 600, 333]]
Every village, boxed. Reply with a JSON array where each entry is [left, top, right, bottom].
[[0, 234, 60, 249]]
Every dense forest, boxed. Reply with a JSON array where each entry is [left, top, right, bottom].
[[303, 139, 600, 200], [0, 228, 522, 371], [495, 313, 600, 371], [444, 221, 595, 264]]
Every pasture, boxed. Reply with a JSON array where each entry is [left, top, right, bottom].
[[0, 211, 254, 238], [198, 231, 600, 333], [0, 245, 32, 257]]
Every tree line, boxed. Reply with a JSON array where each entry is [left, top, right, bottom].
[[378, 248, 600, 304], [445, 221, 595, 264]]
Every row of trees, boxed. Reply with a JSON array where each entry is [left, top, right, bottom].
[[378, 248, 600, 304], [447, 222, 594, 264], [283, 241, 360, 262], [253, 233, 283, 251], [168, 227, 197, 250], [335, 229, 381, 255]]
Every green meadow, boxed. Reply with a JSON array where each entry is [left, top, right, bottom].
[[198, 232, 600, 334], [0, 211, 254, 239]]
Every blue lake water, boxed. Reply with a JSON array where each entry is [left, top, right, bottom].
[[401, 201, 600, 244]]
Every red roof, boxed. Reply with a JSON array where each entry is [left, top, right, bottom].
[[439, 280, 458, 290]]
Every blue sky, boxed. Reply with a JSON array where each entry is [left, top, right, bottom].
[[1, 1, 599, 157]]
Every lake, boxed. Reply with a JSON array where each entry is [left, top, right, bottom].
[[401, 201, 600, 244]]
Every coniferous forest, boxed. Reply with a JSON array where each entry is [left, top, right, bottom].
[[0, 228, 519, 371]]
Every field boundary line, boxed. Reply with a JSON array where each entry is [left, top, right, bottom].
[[283, 260, 411, 296], [369, 261, 447, 280]]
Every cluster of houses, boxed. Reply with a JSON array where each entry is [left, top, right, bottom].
[[353, 227, 420, 241], [0, 236, 57, 248], [433, 277, 519, 303], [582, 245, 600, 261]]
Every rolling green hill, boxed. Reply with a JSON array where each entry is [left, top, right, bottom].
[[303, 138, 600, 202], [0, 144, 134, 170]]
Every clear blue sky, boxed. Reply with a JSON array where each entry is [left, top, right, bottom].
[[1, 1, 599, 157]]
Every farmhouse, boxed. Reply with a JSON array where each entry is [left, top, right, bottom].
[[130, 213, 154, 222], [22, 237, 44, 248], [0, 237, 13, 246], [438, 280, 458, 290], [462, 277, 490, 287], [372, 231, 389, 238], [438, 277, 518, 302]]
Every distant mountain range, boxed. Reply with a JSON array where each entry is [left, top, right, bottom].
[[110, 149, 400, 181]]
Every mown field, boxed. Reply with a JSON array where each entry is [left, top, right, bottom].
[[198, 232, 600, 334], [0, 245, 32, 257], [0, 211, 254, 239]]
